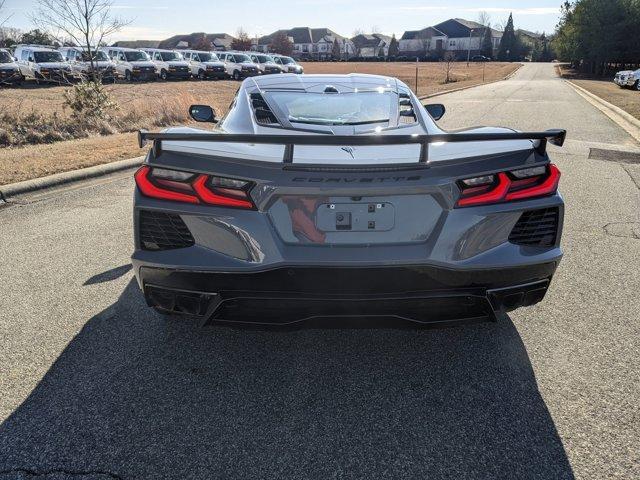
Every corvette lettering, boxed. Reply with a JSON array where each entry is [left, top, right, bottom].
[[291, 176, 422, 183]]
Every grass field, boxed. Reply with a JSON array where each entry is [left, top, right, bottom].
[[0, 61, 519, 185]]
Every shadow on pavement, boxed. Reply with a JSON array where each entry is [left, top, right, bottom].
[[0, 279, 574, 480], [83, 264, 132, 286]]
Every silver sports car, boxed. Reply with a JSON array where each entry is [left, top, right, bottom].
[[132, 73, 566, 327]]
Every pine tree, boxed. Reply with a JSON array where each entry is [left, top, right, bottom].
[[497, 13, 517, 61], [332, 38, 341, 60], [481, 26, 493, 58], [388, 34, 399, 59]]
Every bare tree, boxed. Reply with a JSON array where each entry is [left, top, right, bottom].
[[30, 0, 129, 79], [231, 27, 252, 51], [442, 51, 457, 84], [352, 28, 365, 37], [477, 11, 491, 27], [370, 25, 381, 34], [0, 0, 13, 29]]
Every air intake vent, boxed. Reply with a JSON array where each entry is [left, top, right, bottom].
[[250, 93, 278, 125], [398, 92, 417, 124], [139, 210, 195, 251], [509, 208, 559, 247]]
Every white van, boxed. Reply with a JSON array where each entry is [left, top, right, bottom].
[[101, 47, 156, 82], [0, 48, 23, 86], [14, 45, 73, 83], [59, 46, 116, 82], [141, 48, 191, 80], [216, 51, 260, 80], [181, 50, 226, 80], [271, 54, 304, 74], [248, 53, 283, 75]]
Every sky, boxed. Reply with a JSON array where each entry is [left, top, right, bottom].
[[1, 0, 563, 41]]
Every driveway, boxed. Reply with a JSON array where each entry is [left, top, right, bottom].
[[0, 63, 638, 479]]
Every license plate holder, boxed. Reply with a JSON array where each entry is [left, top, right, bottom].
[[316, 202, 395, 232]]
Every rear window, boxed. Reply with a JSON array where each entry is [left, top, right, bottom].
[[0, 51, 12, 63], [124, 51, 149, 62], [34, 51, 64, 63], [79, 50, 108, 62], [267, 91, 394, 126], [160, 51, 183, 61]]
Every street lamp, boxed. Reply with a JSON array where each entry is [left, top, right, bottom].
[[466, 28, 476, 66]]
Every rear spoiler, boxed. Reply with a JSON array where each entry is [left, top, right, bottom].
[[138, 129, 566, 163]]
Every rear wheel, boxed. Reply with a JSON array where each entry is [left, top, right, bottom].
[[198, 69, 206, 80], [233, 70, 241, 81], [160, 69, 168, 81], [635, 80, 640, 91], [125, 70, 132, 82]]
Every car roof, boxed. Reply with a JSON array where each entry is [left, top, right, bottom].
[[246, 73, 402, 92]]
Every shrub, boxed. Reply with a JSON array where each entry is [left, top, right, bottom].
[[63, 80, 118, 121]]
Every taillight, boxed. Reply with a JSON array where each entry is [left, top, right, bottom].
[[134, 166, 255, 209], [457, 164, 560, 207]]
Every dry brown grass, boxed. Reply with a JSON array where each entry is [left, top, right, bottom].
[[558, 65, 640, 120], [0, 62, 519, 185], [300, 61, 520, 97]]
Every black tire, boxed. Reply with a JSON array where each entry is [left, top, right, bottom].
[[198, 70, 206, 80], [160, 69, 168, 81], [233, 70, 241, 81], [635, 81, 640, 91], [125, 70, 132, 82]]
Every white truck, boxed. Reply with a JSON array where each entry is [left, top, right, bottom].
[[14, 45, 73, 84], [614, 69, 640, 90], [141, 48, 191, 80], [0, 48, 23, 86], [181, 50, 226, 80]]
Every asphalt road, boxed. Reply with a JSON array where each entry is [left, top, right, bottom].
[[1, 63, 638, 479]]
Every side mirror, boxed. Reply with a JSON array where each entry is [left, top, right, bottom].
[[424, 103, 446, 121], [189, 104, 218, 123]]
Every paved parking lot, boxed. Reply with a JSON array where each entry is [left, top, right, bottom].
[[0, 63, 638, 479]]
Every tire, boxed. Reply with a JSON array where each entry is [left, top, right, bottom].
[[233, 70, 241, 81], [198, 70, 206, 80], [125, 70, 132, 82], [635, 81, 640, 91], [160, 69, 168, 81]]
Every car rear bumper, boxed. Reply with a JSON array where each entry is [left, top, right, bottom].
[[135, 262, 560, 326]]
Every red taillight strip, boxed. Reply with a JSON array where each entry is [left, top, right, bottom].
[[457, 173, 511, 207], [505, 164, 561, 201], [456, 165, 561, 207], [135, 166, 200, 204], [192, 175, 254, 209]]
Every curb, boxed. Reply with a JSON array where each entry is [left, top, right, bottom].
[[0, 155, 144, 201], [419, 63, 522, 100], [565, 80, 640, 142]]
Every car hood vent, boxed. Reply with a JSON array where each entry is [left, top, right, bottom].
[[250, 93, 279, 125]]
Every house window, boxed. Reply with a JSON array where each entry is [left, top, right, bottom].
[[449, 40, 456, 46]]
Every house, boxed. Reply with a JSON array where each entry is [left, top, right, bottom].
[[157, 33, 236, 51], [432, 18, 502, 59], [398, 27, 447, 58], [255, 27, 350, 60], [351, 33, 391, 58], [111, 40, 160, 49], [399, 18, 502, 60]]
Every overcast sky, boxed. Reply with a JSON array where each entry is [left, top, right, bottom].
[[2, 0, 562, 40]]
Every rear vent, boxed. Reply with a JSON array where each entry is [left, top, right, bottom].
[[509, 208, 559, 247], [250, 93, 278, 125], [399, 92, 417, 124], [139, 210, 195, 251]]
